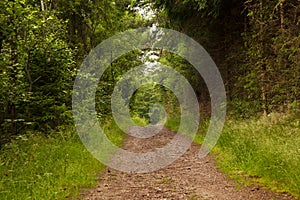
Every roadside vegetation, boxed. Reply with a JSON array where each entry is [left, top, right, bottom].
[[0, 122, 125, 199], [166, 108, 300, 197], [216, 111, 300, 197]]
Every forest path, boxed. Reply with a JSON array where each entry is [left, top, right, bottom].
[[82, 126, 293, 200]]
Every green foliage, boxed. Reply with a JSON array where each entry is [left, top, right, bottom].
[[56, 0, 149, 59], [129, 84, 166, 122], [95, 50, 143, 121], [159, 52, 204, 100], [0, 0, 76, 137], [0, 0, 145, 142], [131, 116, 149, 126]]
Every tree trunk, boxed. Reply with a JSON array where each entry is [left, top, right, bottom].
[[261, 64, 268, 116], [40, 0, 45, 11], [280, 0, 285, 30], [260, 0, 268, 117], [25, 49, 33, 93], [8, 102, 16, 133]]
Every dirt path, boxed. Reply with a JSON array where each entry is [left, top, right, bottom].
[[82, 126, 294, 200]]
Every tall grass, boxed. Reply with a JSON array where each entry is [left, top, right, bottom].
[[216, 114, 300, 197], [166, 108, 300, 197], [0, 121, 125, 199]]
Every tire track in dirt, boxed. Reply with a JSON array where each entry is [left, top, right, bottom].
[[82, 126, 294, 200]]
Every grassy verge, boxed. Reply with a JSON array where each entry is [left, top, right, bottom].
[[166, 110, 300, 197], [215, 115, 300, 197], [0, 121, 125, 199]]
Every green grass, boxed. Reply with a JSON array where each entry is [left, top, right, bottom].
[[166, 109, 300, 197], [165, 111, 206, 145], [215, 114, 300, 197], [131, 116, 149, 126], [0, 121, 125, 200], [165, 112, 180, 132], [4, 110, 297, 199]]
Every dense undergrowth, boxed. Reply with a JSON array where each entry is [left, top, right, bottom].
[[0, 121, 125, 200]]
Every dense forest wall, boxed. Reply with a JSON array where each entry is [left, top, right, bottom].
[[154, 0, 300, 118]]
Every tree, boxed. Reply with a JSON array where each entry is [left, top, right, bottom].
[[0, 0, 75, 142]]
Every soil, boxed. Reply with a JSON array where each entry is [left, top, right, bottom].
[[82, 126, 294, 200]]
